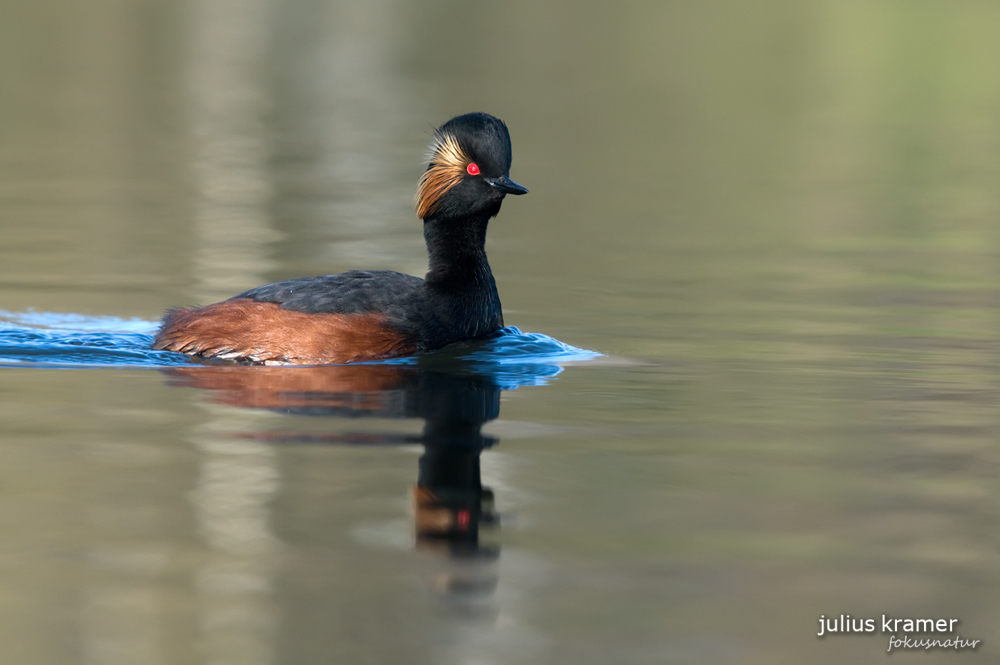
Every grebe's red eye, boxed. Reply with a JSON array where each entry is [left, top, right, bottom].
[[466, 163, 480, 176]]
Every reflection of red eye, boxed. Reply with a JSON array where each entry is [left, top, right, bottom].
[[467, 163, 480, 176]]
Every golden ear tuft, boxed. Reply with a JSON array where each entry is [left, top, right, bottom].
[[415, 133, 469, 218]]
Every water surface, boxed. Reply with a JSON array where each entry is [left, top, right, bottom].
[[2, 1, 999, 663]]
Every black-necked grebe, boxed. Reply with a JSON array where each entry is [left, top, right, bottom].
[[152, 112, 527, 365]]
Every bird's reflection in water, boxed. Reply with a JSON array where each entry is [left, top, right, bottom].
[[164, 360, 507, 601]]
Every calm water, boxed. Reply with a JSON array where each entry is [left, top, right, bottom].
[[2, 1, 1000, 663]]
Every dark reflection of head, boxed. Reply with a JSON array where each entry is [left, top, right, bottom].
[[163, 362, 503, 564]]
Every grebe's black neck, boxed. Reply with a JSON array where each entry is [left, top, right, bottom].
[[422, 212, 503, 337], [423, 214, 495, 287]]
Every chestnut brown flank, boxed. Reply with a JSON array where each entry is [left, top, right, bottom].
[[152, 299, 416, 365]]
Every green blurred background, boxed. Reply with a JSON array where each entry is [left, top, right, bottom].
[[1, 1, 999, 663]]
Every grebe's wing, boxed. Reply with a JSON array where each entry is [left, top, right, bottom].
[[237, 270, 425, 316]]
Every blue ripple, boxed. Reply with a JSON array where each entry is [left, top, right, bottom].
[[0, 312, 599, 386], [0, 311, 186, 367]]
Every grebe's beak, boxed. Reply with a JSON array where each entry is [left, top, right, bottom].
[[485, 175, 528, 195]]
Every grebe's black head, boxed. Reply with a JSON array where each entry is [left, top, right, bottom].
[[415, 112, 528, 220]]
